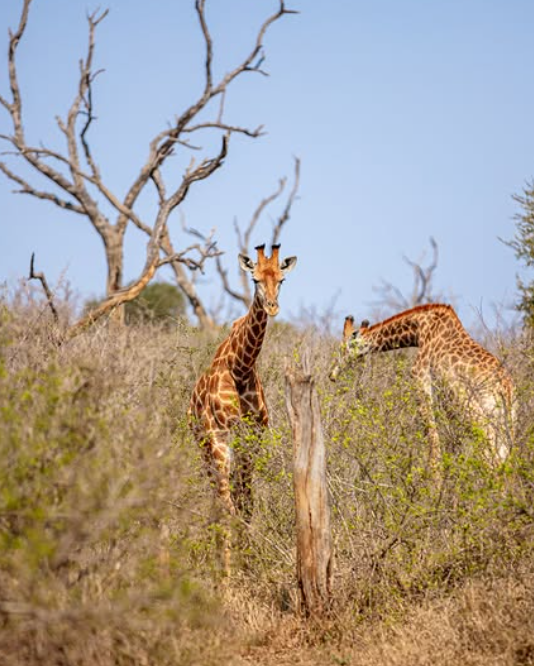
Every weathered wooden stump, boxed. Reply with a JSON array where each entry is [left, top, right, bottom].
[[285, 350, 333, 616]]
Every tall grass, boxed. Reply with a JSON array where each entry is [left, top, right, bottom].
[[1, 288, 534, 665]]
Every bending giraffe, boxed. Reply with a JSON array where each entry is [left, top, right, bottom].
[[329, 304, 516, 468], [189, 244, 297, 522]]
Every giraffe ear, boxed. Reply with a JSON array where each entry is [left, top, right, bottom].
[[238, 254, 255, 272], [280, 256, 297, 275]]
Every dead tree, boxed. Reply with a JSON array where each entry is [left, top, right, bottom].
[[285, 349, 333, 617], [0, 0, 297, 331]]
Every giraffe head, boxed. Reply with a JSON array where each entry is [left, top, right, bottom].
[[238, 244, 297, 316], [329, 315, 371, 381]]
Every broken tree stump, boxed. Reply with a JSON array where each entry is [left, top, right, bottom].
[[285, 350, 333, 616]]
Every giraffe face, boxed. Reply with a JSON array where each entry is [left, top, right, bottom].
[[329, 315, 370, 381], [239, 244, 297, 317]]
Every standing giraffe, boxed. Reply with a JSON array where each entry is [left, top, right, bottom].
[[189, 244, 297, 523], [329, 304, 515, 468]]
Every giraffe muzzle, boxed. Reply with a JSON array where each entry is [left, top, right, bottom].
[[264, 300, 279, 316]]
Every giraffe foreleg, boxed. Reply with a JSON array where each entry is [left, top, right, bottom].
[[229, 418, 258, 523], [232, 448, 254, 522], [229, 374, 268, 521], [203, 428, 236, 577], [205, 428, 236, 516]]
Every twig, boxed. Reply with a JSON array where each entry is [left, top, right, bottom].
[[28, 252, 59, 323], [215, 156, 301, 309]]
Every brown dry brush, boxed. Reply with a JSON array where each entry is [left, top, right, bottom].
[[1, 291, 534, 665], [0, 294, 232, 666]]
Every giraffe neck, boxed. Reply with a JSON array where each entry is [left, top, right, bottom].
[[360, 304, 466, 354], [361, 313, 421, 353], [227, 292, 268, 381]]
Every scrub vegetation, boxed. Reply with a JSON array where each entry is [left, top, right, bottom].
[[1, 285, 534, 666]]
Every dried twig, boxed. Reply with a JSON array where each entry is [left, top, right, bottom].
[[28, 252, 59, 323], [272, 156, 300, 245], [373, 237, 441, 313]]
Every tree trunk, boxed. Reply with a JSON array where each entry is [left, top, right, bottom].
[[285, 350, 333, 617], [103, 226, 126, 327]]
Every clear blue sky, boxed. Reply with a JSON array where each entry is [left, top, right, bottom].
[[1, 0, 534, 330]]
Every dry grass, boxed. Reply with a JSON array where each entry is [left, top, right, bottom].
[[1, 288, 534, 665]]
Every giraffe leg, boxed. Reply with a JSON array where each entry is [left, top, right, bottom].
[[233, 448, 254, 522], [203, 430, 236, 577], [231, 379, 268, 522], [420, 391, 441, 478], [412, 360, 441, 480], [208, 430, 235, 516], [472, 393, 512, 467]]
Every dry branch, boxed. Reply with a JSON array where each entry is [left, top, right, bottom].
[[373, 236, 441, 313], [63, 254, 160, 342], [28, 252, 59, 323]]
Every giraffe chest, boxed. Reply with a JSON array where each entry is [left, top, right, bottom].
[[194, 366, 263, 418], [234, 373, 264, 413]]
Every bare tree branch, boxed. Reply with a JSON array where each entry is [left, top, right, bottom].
[[372, 237, 441, 314], [157, 238, 221, 271], [1, 0, 296, 331], [272, 155, 300, 245], [216, 253, 250, 308], [182, 122, 265, 138], [79, 65, 106, 180], [117, 0, 295, 236], [229, 175, 287, 305], [0, 0, 32, 133], [215, 156, 301, 310], [63, 254, 160, 342], [28, 252, 59, 323], [167, 134, 229, 212], [403, 236, 438, 306], [1, 0, 109, 229], [243, 179, 286, 251], [0, 161, 85, 212]]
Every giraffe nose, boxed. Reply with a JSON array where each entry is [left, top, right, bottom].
[[265, 299, 279, 316]]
